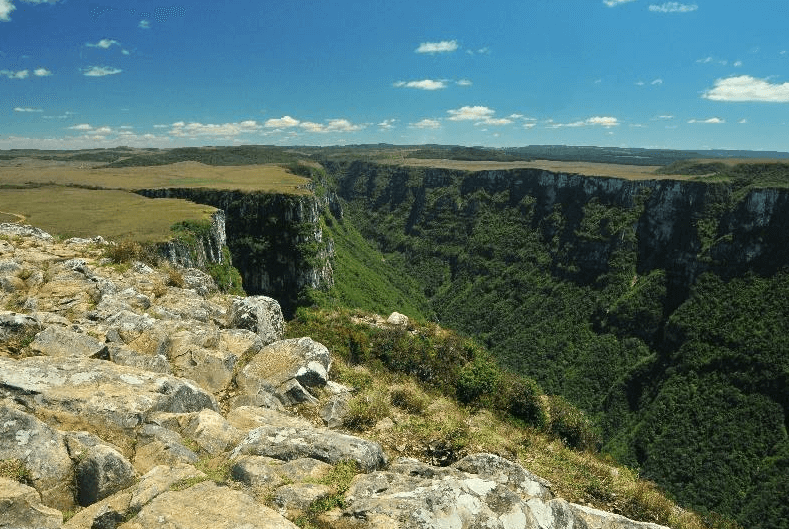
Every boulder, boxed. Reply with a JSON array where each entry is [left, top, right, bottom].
[[320, 392, 351, 428], [386, 312, 409, 326], [452, 452, 553, 500], [182, 409, 242, 456], [75, 445, 137, 506], [0, 357, 218, 443], [132, 425, 198, 474], [117, 480, 299, 529], [225, 406, 310, 432], [108, 344, 171, 374], [0, 403, 74, 511], [272, 482, 333, 516], [231, 426, 387, 473], [230, 456, 283, 488], [234, 337, 331, 407], [569, 503, 670, 529], [0, 477, 63, 529], [227, 296, 284, 345], [30, 326, 109, 359]]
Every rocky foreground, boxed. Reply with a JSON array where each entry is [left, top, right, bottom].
[[0, 223, 667, 529]]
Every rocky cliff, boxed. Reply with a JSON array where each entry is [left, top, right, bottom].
[[0, 223, 668, 529], [135, 188, 335, 316]]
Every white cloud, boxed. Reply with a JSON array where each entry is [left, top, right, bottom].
[[69, 123, 93, 130], [523, 122, 536, 129], [656, 115, 674, 119], [139, 20, 150, 29], [393, 79, 447, 90], [604, 0, 636, 7], [0, 0, 15, 21], [264, 115, 300, 128], [457, 79, 472, 86], [410, 119, 441, 129], [415, 40, 458, 54], [635, 81, 645, 86], [703, 75, 789, 103], [86, 39, 119, 49], [33, 67, 52, 76], [83, 66, 122, 77], [447, 105, 495, 121], [13, 107, 42, 112], [299, 119, 365, 133], [475, 117, 512, 126], [697, 56, 713, 64], [688, 117, 725, 124], [651, 78, 663, 85], [738, 118, 748, 124], [169, 120, 262, 137], [733, 61, 742, 67], [1, 69, 29, 79], [649, 2, 698, 12], [550, 116, 620, 128], [378, 119, 397, 130]]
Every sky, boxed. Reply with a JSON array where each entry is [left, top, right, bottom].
[[1, 0, 788, 151]]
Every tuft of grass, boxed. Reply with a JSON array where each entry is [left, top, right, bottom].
[[0, 459, 32, 484], [103, 239, 159, 266], [390, 385, 429, 414], [343, 389, 391, 430]]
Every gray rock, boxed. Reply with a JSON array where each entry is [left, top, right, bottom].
[[180, 268, 217, 297], [118, 480, 299, 529], [272, 482, 332, 513], [30, 326, 109, 359], [75, 444, 137, 506], [182, 409, 241, 456], [0, 223, 53, 241], [0, 403, 74, 511], [386, 312, 409, 326], [278, 458, 332, 482], [0, 477, 63, 529], [234, 337, 331, 407], [231, 426, 387, 472], [321, 392, 351, 428], [0, 310, 42, 340], [225, 406, 309, 432], [452, 452, 553, 500], [230, 456, 283, 488], [0, 357, 218, 438], [108, 344, 171, 374], [569, 503, 670, 529], [227, 296, 284, 345]]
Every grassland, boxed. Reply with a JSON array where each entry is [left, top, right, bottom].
[[0, 186, 217, 241]]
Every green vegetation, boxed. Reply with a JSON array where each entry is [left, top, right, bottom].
[[0, 459, 32, 484], [102, 145, 301, 168]]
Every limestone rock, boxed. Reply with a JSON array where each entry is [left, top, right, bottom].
[[225, 406, 310, 432], [0, 477, 63, 529], [0, 403, 74, 511], [108, 344, 171, 374], [118, 480, 298, 529], [232, 426, 387, 472], [30, 326, 109, 359], [0, 357, 218, 440], [180, 268, 217, 297], [230, 456, 283, 488], [272, 482, 333, 515], [75, 445, 137, 506], [321, 392, 351, 428], [452, 452, 553, 500], [182, 409, 241, 456], [234, 337, 331, 407], [569, 503, 670, 529], [227, 295, 284, 345], [0, 223, 53, 241]]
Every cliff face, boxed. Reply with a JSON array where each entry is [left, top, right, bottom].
[[136, 189, 334, 316], [158, 209, 228, 269]]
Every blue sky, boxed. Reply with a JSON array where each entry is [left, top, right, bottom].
[[1, 0, 788, 151]]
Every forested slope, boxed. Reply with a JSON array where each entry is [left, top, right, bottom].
[[315, 160, 789, 529]]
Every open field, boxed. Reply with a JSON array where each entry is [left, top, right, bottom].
[[0, 159, 312, 193], [0, 186, 216, 242], [392, 158, 698, 180]]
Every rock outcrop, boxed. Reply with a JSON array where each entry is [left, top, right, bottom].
[[0, 224, 668, 529]]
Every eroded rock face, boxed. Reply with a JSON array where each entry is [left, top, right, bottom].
[[75, 445, 137, 506], [227, 296, 285, 345], [0, 477, 63, 529]]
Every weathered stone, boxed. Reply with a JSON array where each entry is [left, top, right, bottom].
[[118, 480, 298, 529], [272, 482, 333, 515], [166, 333, 237, 393], [225, 406, 309, 432], [108, 344, 171, 374], [386, 312, 409, 326], [0, 357, 218, 440], [0, 223, 53, 241], [182, 409, 241, 456], [452, 452, 553, 500], [0, 477, 63, 529], [180, 268, 217, 297], [234, 337, 331, 407], [230, 456, 283, 488], [278, 458, 332, 482], [30, 326, 109, 359], [128, 464, 206, 513], [227, 296, 284, 345], [569, 503, 670, 529], [321, 393, 351, 428], [75, 444, 137, 506], [232, 426, 387, 472], [0, 403, 74, 511]]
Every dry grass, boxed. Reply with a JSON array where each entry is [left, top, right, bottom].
[[0, 187, 216, 242], [393, 158, 699, 180], [0, 160, 311, 193]]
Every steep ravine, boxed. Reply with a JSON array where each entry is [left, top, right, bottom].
[[320, 160, 789, 528], [136, 188, 335, 317]]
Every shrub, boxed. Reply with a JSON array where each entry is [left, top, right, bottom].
[[456, 355, 501, 406], [0, 459, 32, 484], [103, 239, 159, 266], [344, 390, 390, 430], [499, 373, 549, 429], [547, 395, 600, 451], [390, 385, 429, 414]]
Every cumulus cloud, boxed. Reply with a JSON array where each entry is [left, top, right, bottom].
[[688, 117, 724, 124], [649, 2, 698, 12], [656, 115, 674, 120], [299, 119, 365, 133], [170, 120, 262, 137], [378, 119, 397, 130], [13, 107, 42, 112], [139, 20, 150, 29], [702, 75, 789, 103], [83, 66, 122, 77], [86, 39, 119, 49], [1, 69, 29, 79], [410, 119, 441, 129], [415, 40, 458, 54], [68, 123, 93, 130], [603, 0, 636, 7], [457, 79, 472, 86], [447, 105, 495, 121], [34, 67, 52, 76], [393, 79, 447, 90], [550, 116, 620, 128], [651, 78, 663, 85], [0, 0, 15, 21], [264, 115, 300, 128]]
